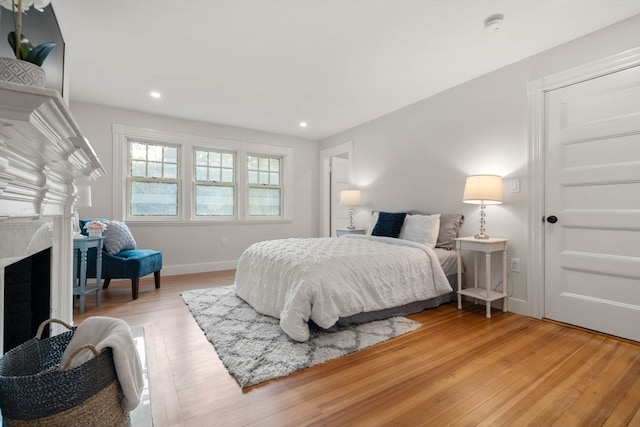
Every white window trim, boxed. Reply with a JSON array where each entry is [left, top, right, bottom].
[[246, 153, 284, 219], [112, 124, 293, 223], [193, 147, 237, 218]]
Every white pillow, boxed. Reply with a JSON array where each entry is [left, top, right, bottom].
[[103, 220, 137, 255], [366, 211, 379, 235], [399, 214, 441, 248]]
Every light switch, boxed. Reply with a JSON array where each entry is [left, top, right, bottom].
[[510, 179, 520, 193]]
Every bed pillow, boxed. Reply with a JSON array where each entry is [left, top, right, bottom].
[[413, 212, 464, 250], [399, 214, 441, 248], [366, 211, 379, 235], [371, 212, 407, 238], [103, 220, 137, 255], [436, 214, 464, 249], [367, 210, 412, 235]]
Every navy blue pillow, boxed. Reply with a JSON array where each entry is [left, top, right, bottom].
[[372, 212, 407, 238]]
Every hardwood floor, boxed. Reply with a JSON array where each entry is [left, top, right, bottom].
[[74, 271, 640, 427]]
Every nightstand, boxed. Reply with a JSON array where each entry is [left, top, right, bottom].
[[336, 228, 367, 237], [73, 236, 104, 314], [455, 237, 508, 318]]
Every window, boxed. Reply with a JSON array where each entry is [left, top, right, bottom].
[[113, 124, 293, 222], [129, 141, 179, 216], [247, 155, 282, 216], [195, 149, 235, 216]]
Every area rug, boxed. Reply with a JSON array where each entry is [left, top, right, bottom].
[[181, 285, 421, 388]]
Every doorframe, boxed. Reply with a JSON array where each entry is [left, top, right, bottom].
[[527, 47, 640, 319], [319, 141, 354, 237]]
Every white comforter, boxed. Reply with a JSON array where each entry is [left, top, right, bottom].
[[234, 235, 452, 342]]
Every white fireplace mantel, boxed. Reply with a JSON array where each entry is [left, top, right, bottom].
[[0, 81, 104, 349], [0, 81, 104, 218]]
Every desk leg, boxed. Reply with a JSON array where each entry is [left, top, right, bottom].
[[96, 245, 103, 307], [485, 252, 491, 319], [79, 247, 87, 315]]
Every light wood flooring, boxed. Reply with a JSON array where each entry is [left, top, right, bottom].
[[74, 271, 640, 427]]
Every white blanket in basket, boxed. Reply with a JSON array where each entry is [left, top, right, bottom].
[[60, 317, 143, 411], [235, 235, 452, 342]]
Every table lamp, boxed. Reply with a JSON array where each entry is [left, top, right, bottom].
[[73, 184, 92, 237], [463, 175, 503, 239], [339, 190, 361, 230]]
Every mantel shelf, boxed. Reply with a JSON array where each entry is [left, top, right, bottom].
[[0, 81, 104, 218]]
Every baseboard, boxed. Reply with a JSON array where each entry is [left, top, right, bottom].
[[458, 295, 530, 317], [161, 260, 238, 277], [506, 297, 529, 317]]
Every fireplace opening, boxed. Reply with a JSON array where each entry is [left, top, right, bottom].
[[3, 247, 51, 353]]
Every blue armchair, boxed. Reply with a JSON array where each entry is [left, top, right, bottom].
[[78, 219, 162, 300]]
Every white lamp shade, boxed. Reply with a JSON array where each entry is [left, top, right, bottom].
[[339, 190, 361, 206], [463, 175, 503, 205], [77, 184, 92, 207]]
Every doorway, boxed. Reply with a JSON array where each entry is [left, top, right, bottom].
[[320, 141, 354, 237]]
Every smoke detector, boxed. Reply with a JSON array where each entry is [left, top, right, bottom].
[[484, 14, 504, 31]]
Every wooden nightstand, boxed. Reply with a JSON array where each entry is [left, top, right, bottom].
[[336, 228, 367, 237], [455, 237, 508, 318]]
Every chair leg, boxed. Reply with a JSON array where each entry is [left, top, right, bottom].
[[103, 278, 111, 290], [154, 270, 161, 289], [131, 278, 139, 300]]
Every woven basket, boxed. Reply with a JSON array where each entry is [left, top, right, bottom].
[[0, 319, 130, 427]]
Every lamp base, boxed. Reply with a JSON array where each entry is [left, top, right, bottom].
[[347, 207, 355, 230], [474, 233, 490, 239]]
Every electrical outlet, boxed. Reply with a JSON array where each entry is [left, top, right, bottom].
[[510, 258, 520, 273], [222, 237, 228, 246]]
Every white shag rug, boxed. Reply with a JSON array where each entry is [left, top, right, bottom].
[[181, 285, 421, 388]]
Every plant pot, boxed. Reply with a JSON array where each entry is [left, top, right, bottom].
[[0, 57, 46, 88], [87, 229, 102, 238]]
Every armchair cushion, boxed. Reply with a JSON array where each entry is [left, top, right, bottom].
[[103, 249, 162, 279]]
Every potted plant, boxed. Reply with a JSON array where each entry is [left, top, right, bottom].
[[0, 0, 56, 87]]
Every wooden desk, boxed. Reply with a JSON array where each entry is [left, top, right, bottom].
[[73, 236, 104, 314]]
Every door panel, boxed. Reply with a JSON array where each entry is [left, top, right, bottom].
[[544, 65, 640, 342], [330, 157, 350, 236]]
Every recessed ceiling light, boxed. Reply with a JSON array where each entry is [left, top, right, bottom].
[[150, 91, 162, 99], [299, 122, 308, 128], [484, 14, 504, 31]]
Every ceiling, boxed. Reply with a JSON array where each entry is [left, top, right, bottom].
[[51, 1, 639, 140]]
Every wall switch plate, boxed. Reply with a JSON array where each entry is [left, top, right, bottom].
[[222, 237, 229, 246], [510, 258, 520, 273], [510, 179, 520, 193]]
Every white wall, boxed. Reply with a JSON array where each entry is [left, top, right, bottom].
[[70, 101, 319, 276], [319, 15, 640, 316]]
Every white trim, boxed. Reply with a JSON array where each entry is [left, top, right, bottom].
[[160, 259, 238, 276], [319, 141, 354, 237], [527, 47, 640, 319], [112, 124, 293, 223]]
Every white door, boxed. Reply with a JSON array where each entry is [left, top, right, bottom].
[[544, 65, 640, 341], [330, 157, 351, 236]]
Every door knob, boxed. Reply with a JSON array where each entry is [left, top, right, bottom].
[[546, 215, 558, 224]]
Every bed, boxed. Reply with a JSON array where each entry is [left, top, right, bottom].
[[235, 212, 464, 342]]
